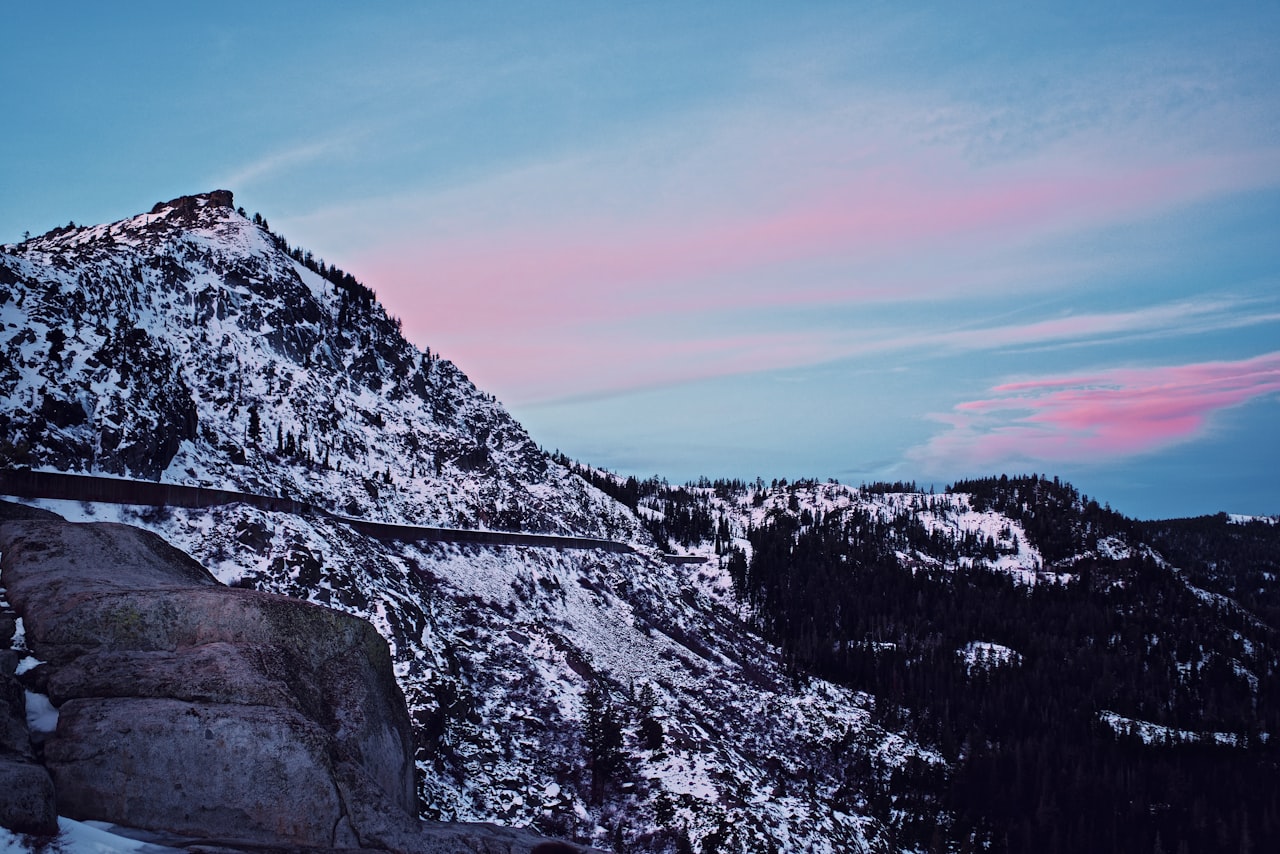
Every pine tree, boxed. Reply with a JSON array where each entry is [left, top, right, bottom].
[[636, 682, 664, 753], [584, 681, 625, 804], [247, 404, 262, 447]]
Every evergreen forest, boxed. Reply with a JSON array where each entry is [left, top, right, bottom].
[[730, 476, 1278, 852]]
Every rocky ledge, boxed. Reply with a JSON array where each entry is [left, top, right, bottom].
[[0, 500, 578, 853]]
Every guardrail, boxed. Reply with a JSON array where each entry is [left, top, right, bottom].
[[0, 468, 636, 555], [661, 554, 709, 565]]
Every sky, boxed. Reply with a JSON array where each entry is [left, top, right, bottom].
[[2, 1, 1278, 519]]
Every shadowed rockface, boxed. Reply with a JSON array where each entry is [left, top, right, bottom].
[[0, 501, 59, 836]]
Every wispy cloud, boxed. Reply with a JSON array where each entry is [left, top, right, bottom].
[[321, 76, 1280, 401], [247, 39, 1280, 417], [217, 135, 359, 192], [355, 132, 1280, 325], [933, 299, 1280, 354], [909, 352, 1280, 472], [415, 287, 1278, 407]]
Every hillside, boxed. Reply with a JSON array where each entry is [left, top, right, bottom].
[[575, 471, 1280, 851]]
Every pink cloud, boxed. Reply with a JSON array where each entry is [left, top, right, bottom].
[[358, 152, 1220, 333], [320, 93, 1280, 406], [349, 143, 1279, 413], [911, 352, 1280, 471], [401, 284, 1271, 408], [411, 322, 849, 407]]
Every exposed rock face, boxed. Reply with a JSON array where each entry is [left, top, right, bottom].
[[152, 189, 235, 219], [0, 660, 57, 835], [0, 502, 59, 835], [0, 757, 57, 836], [0, 514, 416, 848], [49, 698, 344, 844]]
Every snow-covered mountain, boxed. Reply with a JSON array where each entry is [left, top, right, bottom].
[[596, 472, 1280, 851], [642, 477, 1056, 596], [0, 192, 637, 540], [2, 193, 941, 853]]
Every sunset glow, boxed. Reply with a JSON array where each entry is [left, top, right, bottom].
[[3, 1, 1278, 516], [913, 353, 1280, 470]]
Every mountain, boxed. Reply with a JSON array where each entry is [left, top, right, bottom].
[[2, 193, 939, 853], [2, 193, 1276, 853], [577, 472, 1280, 852], [0, 191, 638, 540]]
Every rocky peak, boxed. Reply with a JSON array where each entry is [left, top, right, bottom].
[[0, 192, 646, 540], [149, 189, 236, 217]]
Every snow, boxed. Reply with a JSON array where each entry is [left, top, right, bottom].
[[0, 817, 182, 853], [24, 691, 59, 734], [655, 480, 1059, 593], [957, 641, 1022, 674], [1097, 536, 1131, 560], [1098, 710, 1251, 748], [1227, 513, 1278, 525], [1182, 579, 1268, 629]]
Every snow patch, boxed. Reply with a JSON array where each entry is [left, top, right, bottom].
[[957, 641, 1022, 674], [1097, 536, 1131, 560], [0, 816, 182, 853], [1098, 710, 1253, 748], [1227, 514, 1278, 526], [25, 691, 59, 734]]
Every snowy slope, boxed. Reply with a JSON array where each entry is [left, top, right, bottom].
[[636, 478, 1056, 607]]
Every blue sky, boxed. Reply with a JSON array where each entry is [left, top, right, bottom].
[[3, 2, 1278, 518]]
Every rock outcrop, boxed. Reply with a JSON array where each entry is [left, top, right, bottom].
[[0, 502, 579, 852], [1, 510, 416, 847], [0, 670, 57, 836]]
